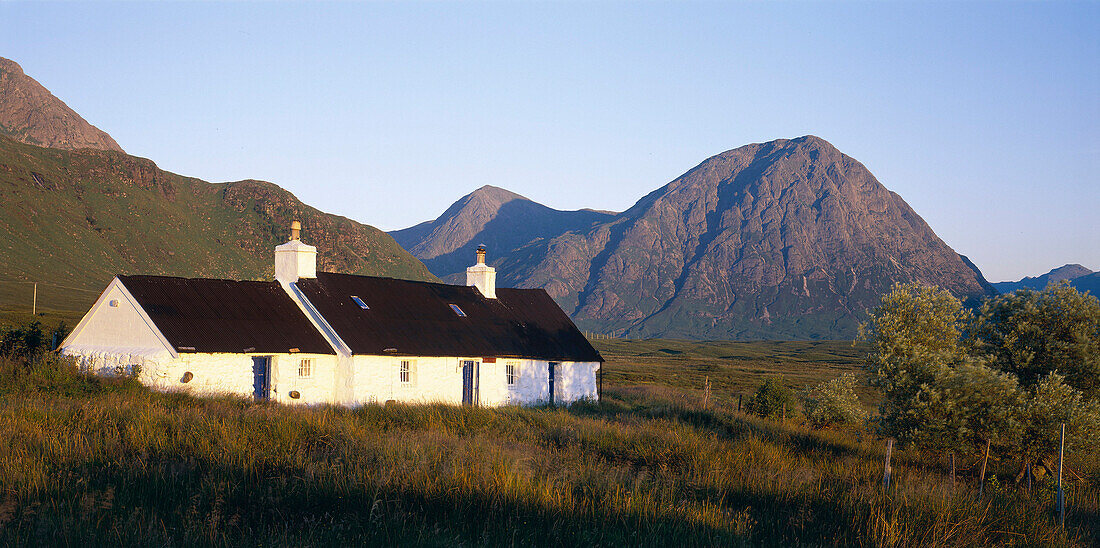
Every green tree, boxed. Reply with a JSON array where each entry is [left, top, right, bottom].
[[971, 281, 1100, 398], [745, 377, 797, 420], [860, 283, 974, 442], [801, 373, 865, 429], [1016, 373, 1100, 472], [904, 362, 1023, 456], [0, 321, 47, 360]]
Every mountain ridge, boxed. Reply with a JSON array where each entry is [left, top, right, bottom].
[[0, 134, 437, 316], [390, 185, 616, 283], [0, 57, 123, 153], [992, 264, 1094, 293], [397, 135, 996, 340]]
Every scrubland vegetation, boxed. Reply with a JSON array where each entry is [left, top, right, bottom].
[[0, 282, 1097, 546]]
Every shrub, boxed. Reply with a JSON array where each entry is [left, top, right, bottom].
[[801, 373, 864, 429], [0, 321, 47, 359], [745, 377, 797, 420], [971, 281, 1100, 398]]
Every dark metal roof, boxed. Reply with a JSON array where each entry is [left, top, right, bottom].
[[295, 272, 603, 362], [118, 275, 334, 355]]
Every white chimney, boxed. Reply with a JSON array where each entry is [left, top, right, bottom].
[[466, 244, 496, 299], [275, 220, 317, 284]]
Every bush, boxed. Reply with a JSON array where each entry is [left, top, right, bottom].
[[745, 377, 797, 420], [801, 373, 865, 429]]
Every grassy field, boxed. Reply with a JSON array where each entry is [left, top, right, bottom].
[[0, 343, 1096, 546], [592, 338, 877, 407]]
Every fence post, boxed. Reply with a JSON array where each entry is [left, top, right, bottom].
[[883, 439, 893, 491], [702, 376, 710, 411], [737, 394, 742, 412], [1057, 423, 1065, 530], [979, 439, 991, 498]]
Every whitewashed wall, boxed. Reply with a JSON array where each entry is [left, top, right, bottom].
[[345, 356, 600, 407], [61, 280, 172, 357], [62, 349, 337, 405]]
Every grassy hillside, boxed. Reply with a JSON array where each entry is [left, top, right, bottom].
[[0, 135, 437, 324], [1, 342, 1095, 546]]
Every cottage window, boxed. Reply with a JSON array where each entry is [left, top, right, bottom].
[[506, 361, 518, 386], [399, 360, 414, 384], [298, 358, 313, 378]]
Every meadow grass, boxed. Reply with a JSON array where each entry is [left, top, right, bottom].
[[0, 350, 1095, 546]]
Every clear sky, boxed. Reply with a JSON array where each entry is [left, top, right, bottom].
[[2, 1, 1097, 282]]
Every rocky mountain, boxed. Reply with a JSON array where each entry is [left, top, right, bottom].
[[992, 264, 1094, 294], [390, 185, 615, 283], [398, 136, 997, 340], [1070, 272, 1100, 296], [0, 57, 124, 153], [0, 134, 437, 316]]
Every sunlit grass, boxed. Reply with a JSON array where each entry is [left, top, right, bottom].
[[0, 353, 1094, 546]]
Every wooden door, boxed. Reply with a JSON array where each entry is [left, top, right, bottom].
[[548, 362, 558, 405], [252, 356, 271, 401], [462, 360, 479, 406]]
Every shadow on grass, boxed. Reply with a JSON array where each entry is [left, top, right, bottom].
[[0, 455, 751, 547]]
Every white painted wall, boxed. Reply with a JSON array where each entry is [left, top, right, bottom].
[[61, 280, 173, 358], [62, 349, 338, 405], [345, 355, 599, 406]]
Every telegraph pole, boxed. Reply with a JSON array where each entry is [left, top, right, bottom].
[[32, 282, 37, 315]]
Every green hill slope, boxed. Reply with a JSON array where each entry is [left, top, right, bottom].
[[0, 135, 437, 318]]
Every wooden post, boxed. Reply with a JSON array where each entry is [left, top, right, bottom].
[[32, 282, 37, 315], [979, 439, 991, 498], [883, 439, 894, 491], [702, 376, 710, 411], [737, 394, 742, 412], [1057, 423, 1065, 530]]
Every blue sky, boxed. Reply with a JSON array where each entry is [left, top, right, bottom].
[[2, 1, 1097, 282]]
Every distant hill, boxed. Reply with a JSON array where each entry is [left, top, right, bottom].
[[396, 136, 996, 340], [0, 58, 436, 318], [0, 135, 437, 316], [992, 264, 1094, 293], [1071, 272, 1100, 296], [390, 185, 615, 283], [0, 57, 123, 153]]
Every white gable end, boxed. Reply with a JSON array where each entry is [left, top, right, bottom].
[[61, 278, 174, 359]]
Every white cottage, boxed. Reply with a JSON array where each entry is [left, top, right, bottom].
[[61, 225, 603, 407]]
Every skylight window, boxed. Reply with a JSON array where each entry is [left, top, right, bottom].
[[449, 304, 467, 317], [351, 295, 369, 310]]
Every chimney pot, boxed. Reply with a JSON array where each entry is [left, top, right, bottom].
[[291, 221, 301, 241], [467, 245, 496, 298]]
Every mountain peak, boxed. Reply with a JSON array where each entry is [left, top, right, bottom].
[[992, 263, 1095, 293], [1047, 264, 1094, 280], [391, 185, 616, 280], [0, 56, 124, 153]]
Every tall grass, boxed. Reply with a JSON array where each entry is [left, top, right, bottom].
[[0, 354, 1094, 546]]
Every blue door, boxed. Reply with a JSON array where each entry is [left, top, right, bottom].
[[252, 356, 270, 401], [548, 362, 558, 405], [462, 360, 478, 406]]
